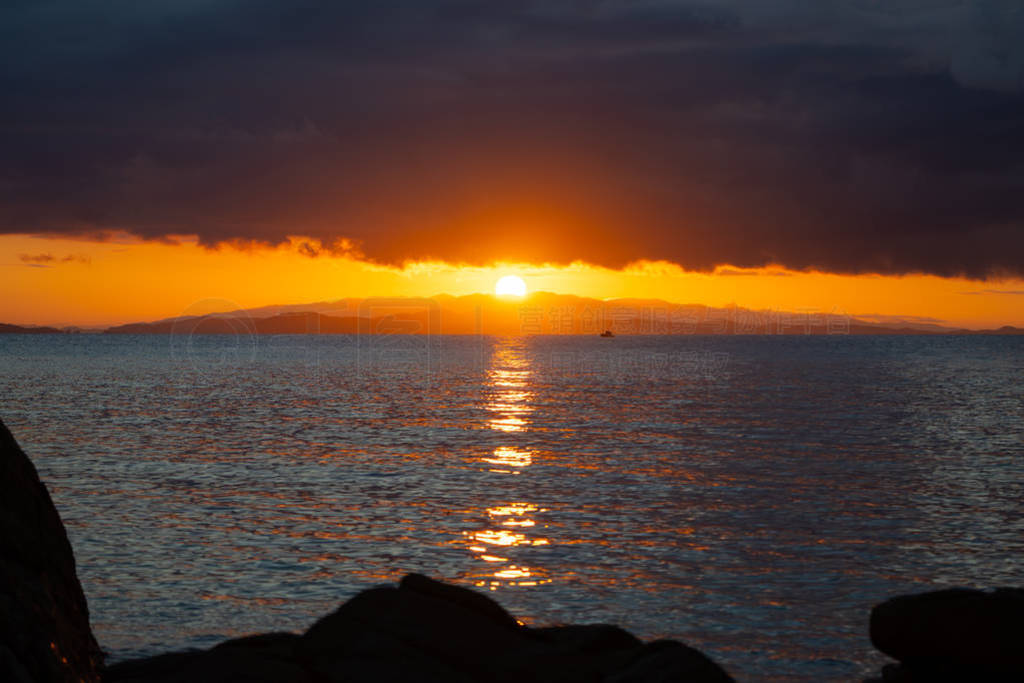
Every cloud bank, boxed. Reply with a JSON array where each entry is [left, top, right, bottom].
[[2, 0, 1023, 277]]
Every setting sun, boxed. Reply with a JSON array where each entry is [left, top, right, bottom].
[[495, 275, 527, 298]]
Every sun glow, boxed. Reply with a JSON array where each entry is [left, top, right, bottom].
[[495, 274, 527, 297], [3, 233, 1024, 330]]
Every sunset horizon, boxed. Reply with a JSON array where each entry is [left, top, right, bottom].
[[3, 2, 1021, 682], [5, 232, 1024, 330]]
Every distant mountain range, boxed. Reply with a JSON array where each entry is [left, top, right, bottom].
[[0, 323, 66, 334], [3, 293, 1022, 335]]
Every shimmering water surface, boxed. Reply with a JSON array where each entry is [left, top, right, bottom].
[[2, 334, 1022, 681]]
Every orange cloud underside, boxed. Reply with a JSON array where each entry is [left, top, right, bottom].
[[2, 234, 1021, 329]]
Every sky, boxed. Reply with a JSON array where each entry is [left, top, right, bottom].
[[2, 1, 1023, 327]]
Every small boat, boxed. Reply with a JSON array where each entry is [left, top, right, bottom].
[[600, 330, 615, 338]]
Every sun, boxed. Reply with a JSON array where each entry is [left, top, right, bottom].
[[495, 274, 527, 297]]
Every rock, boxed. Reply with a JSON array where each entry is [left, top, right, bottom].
[[112, 573, 735, 682], [399, 571, 524, 631], [533, 623, 643, 654], [0, 419, 103, 682], [870, 587, 1024, 680], [300, 580, 532, 682], [104, 634, 317, 683], [304, 573, 735, 682], [606, 640, 735, 683]]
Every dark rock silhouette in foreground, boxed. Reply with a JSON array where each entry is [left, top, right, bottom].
[[868, 588, 1024, 682], [106, 572, 735, 682], [0, 420, 103, 682]]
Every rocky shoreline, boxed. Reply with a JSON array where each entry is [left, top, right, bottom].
[[2, 418, 1021, 682]]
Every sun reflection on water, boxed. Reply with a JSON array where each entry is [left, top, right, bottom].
[[484, 345, 534, 434], [482, 446, 533, 473], [464, 339, 553, 588], [486, 416, 528, 433]]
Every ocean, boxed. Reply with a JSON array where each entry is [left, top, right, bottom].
[[2, 333, 1021, 680]]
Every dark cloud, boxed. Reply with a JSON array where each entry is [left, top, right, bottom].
[[961, 289, 1024, 295], [1, 0, 1023, 277], [18, 252, 90, 265], [296, 241, 322, 259], [19, 253, 55, 264], [715, 268, 793, 277]]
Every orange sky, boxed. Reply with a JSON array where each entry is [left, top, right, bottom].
[[2, 233, 1022, 329]]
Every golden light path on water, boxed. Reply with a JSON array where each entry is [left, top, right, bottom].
[[465, 339, 551, 589]]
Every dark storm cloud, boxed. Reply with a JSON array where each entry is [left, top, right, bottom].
[[1, 0, 1023, 277]]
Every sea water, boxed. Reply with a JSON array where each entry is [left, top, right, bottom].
[[1, 333, 1021, 680]]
